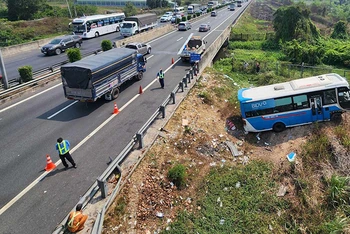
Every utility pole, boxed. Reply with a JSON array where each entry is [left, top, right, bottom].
[[0, 49, 9, 89], [66, 0, 73, 18]]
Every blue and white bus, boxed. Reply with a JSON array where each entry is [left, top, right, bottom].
[[238, 73, 350, 132]]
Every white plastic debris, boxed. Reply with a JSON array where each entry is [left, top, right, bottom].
[[256, 133, 261, 141], [217, 197, 221, 203], [156, 212, 164, 218], [210, 162, 217, 167], [242, 156, 249, 165], [235, 182, 241, 188], [219, 219, 225, 225]]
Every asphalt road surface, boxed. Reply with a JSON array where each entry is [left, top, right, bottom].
[[0, 4, 248, 234]]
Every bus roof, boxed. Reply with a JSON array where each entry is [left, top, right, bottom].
[[239, 73, 349, 103], [72, 13, 125, 23]]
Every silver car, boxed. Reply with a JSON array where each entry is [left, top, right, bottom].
[[178, 21, 191, 31]]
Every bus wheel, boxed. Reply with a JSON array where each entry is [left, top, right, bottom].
[[111, 87, 120, 99], [135, 72, 143, 81], [116, 26, 120, 32], [331, 113, 342, 123], [95, 32, 99, 38], [273, 122, 286, 132]]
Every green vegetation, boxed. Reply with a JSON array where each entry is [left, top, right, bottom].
[[124, 2, 137, 17], [168, 164, 187, 189], [18, 65, 33, 82], [101, 40, 113, 52], [66, 48, 81, 63]]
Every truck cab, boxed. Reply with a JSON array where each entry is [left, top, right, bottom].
[[120, 21, 137, 37]]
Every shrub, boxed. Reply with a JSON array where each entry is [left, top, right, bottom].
[[327, 174, 350, 208], [176, 18, 181, 24], [67, 48, 82, 63], [182, 16, 187, 21], [101, 40, 113, 51], [168, 164, 187, 189], [196, 12, 200, 17], [18, 66, 33, 82], [187, 15, 191, 20]]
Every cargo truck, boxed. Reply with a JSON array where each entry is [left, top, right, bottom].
[[120, 13, 158, 37], [61, 48, 147, 102], [229, 3, 235, 10], [207, 1, 219, 8], [178, 34, 206, 62]]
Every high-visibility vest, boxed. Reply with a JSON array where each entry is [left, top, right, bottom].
[[68, 211, 81, 228], [57, 141, 69, 155], [159, 72, 164, 79]]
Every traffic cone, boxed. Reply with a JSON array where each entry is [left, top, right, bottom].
[[45, 154, 56, 171], [139, 85, 143, 94], [113, 102, 119, 114], [171, 58, 174, 64]]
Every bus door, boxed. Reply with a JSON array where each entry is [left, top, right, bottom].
[[310, 96, 323, 122]]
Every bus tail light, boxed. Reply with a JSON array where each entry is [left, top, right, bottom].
[[242, 119, 246, 126]]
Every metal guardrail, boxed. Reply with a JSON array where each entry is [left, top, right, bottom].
[[0, 49, 102, 98], [51, 62, 199, 234]]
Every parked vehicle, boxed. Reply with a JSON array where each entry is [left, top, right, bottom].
[[171, 13, 182, 23], [41, 35, 82, 56], [125, 42, 151, 55], [60, 48, 147, 102], [229, 3, 236, 10], [238, 73, 350, 132], [178, 21, 192, 31], [199, 23, 211, 32], [178, 34, 206, 62], [71, 13, 125, 38], [211, 11, 217, 17], [120, 13, 157, 37]]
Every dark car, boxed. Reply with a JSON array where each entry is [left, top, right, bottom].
[[211, 11, 217, 17], [41, 35, 82, 56], [199, 24, 211, 32]]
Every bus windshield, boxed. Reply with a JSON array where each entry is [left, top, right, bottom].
[[338, 87, 350, 109], [72, 23, 86, 33]]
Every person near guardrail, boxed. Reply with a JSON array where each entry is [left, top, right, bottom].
[[67, 203, 88, 233], [157, 68, 165, 89], [56, 137, 77, 169]]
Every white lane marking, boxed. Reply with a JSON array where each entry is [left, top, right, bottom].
[[0, 83, 62, 113], [176, 37, 183, 41], [0, 56, 180, 216], [203, 10, 236, 40], [147, 55, 154, 60], [195, 28, 199, 31], [148, 29, 177, 44], [47, 101, 78, 119]]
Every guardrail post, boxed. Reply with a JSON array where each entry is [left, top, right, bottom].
[[186, 73, 191, 83], [136, 133, 143, 149], [171, 91, 176, 104], [179, 82, 184, 92], [97, 178, 108, 199], [182, 76, 188, 88], [160, 105, 165, 118], [190, 69, 194, 79], [49, 67, 54, 72]]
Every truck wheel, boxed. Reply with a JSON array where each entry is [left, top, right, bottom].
[[135, 72, 143, 81], [111, 87, 120, 99], [181, 57, 186, 62], [95, 32, 99, 38], [273, 122, 286, 132], [147, 48, 151, 54], [55, 48, 62, 55]]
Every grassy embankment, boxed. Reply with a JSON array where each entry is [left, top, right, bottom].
[[163, 5, 350, 234]]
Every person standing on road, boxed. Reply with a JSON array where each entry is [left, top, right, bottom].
[[56, 137, 77, 169], [67, 204, 88, 233], [157, 68, 165, 89]]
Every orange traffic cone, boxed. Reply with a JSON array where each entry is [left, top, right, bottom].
[[45, 154, 56, 171], [139, 85, 143, 94], [113, 102, 119, 114], [171, 58, 174, 64]]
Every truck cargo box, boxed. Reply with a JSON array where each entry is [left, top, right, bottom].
[[61, 48, 137, 89], [123, 13, 157, 28]]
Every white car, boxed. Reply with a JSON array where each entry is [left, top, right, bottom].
[[160, 14, 172, 22]]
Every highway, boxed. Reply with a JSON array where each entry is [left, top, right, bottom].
[[0, 4, 248, 234]]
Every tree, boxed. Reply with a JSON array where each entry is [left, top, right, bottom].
[[6, 0, 46, 21], [124, 2, 137, 17], [331, 21, 348, 39], [273, 4, 320, 43], [146, 0, 169, 9]]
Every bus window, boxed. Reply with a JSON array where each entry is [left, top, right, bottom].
[[293, 94, 308, 109], [323, 89, 336, 104], [275, 97, 293, 112]]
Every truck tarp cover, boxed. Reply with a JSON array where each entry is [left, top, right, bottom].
[[61, 48, 136, 89], [124, 14, 157, 27]]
